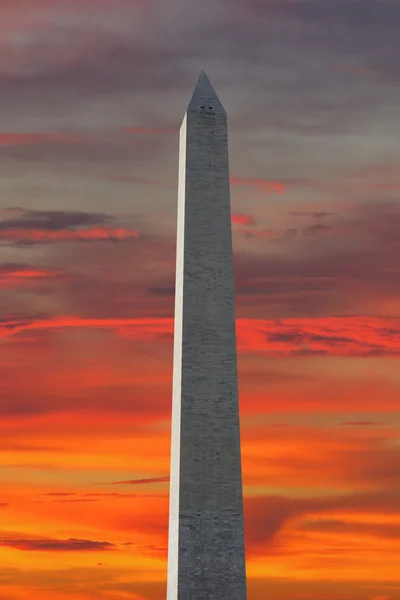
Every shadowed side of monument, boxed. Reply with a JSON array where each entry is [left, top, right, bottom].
[[167, 72, 247, 600]]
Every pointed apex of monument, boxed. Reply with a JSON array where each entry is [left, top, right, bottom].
[[198, 70, 211, 86], [187, 71, 226, 114]]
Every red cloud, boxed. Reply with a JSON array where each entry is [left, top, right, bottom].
[[0, 227, 139, 244], [231, 213, 256, 226], [0, 266, 63, 288], [3, 269, 51, 279], [236, 315, 400, 357], [1, 315, 399, 357], [230, 176, 287, 196]]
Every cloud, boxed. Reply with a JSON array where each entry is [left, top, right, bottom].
[[0, 3, 397, 598], [231, 200, 400, 316], [368, 183, 400, 192], [106, 175, 166, 187], [0, 132, 94, 145], [83, 493, 157, 498], [335, 64, 375, 76], [111, 476, 169, 485], [241, 0, 400, 81], [1, 226, 139, 245], [0, 208, 111, 231], [0, 315, 173, 341], [289, 211, 335, 219], [0, 1, 152, 81], [234, 227, 274, 239], [52, 499, 97, 503], [303, 224, 334, 236], [0, 0, 397, 159], [231, 213, 257, 226], [340, 422, 382, 427], [0, 129, 169, 167], [121, 126, 175, 135], [42, 492, 76, 497], [0, 537, 115, 552], [244, 488, 400, 552], [1, 199, 400, 338], [0, 208, 139, 245], [1, 314, 399, 357], [241, 421, 400, 499], [147, 286, 175, 297], [252, 0, 400, 34], [299, 518, 400, 541], [0, 264, 67, 288], [231, 176, 287, 196]]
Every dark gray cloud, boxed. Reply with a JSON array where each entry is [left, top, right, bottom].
[[232, 200, 400, 317], [0, 537, 115, 552], [0, 208, 111, 231], [42, 493, 76, 497], [340, 421, 382, 427], [247, 0, 400, 28], [303, 223, 334, 236], [299, 518, 400, 540], [0, 208, 140, 246], [12, 199, 394, 322], [289, 211, 336, 219], [147, 286, 175, 297], [111, 476, 169, 485], [243, 0, 400, 70], [0, 132, 171, 169], [2, 200, 400, 323], [1, 0, 398, 135], [52, 499, 97, 503], [245, 487, 400, 551]]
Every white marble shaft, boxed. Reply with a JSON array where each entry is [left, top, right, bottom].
[[167, 72, 247, 600]]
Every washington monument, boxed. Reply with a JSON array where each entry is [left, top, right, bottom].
[[166, 72, 247, 599]]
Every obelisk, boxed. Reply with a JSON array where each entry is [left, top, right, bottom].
[[167, 72, 247, 599]]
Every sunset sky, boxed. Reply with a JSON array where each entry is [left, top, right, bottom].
[[0, 1, 400, 599]]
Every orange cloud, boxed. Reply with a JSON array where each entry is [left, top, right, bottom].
[[241, 421, 400, 491]]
